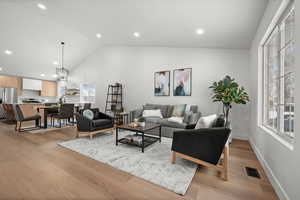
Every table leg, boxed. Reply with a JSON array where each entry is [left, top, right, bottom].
[[43, 110, 48, 129], [116, 128, 118, 146], [142, 132, 144, 153], [159, 126, 161, 142]]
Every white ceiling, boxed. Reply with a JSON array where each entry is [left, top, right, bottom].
[[0, 0, 268, 80]]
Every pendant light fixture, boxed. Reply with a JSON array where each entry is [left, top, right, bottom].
[[56, 41, 69, 81]]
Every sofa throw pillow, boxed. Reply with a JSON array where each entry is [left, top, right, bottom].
[[168, 116, 184, 124], [166, 105, 174, 118], [213, 115, 225, 127], [190, 112, 201, 124], [142, 109, 163, 118], [83, 109, 94, 120], [158, 105, 169, 118], [195, 114, 217, 129], [183, 111, 193, 123], [143, 104, 169, 118], [172, 104, 187, 117]]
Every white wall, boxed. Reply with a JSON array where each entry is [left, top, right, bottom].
[[70, 46, 251, 139], [249, 0, 299, 199]]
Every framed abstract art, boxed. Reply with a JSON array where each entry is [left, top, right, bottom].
[[173, 68, 192, 96], [154, 71, 170, 96]]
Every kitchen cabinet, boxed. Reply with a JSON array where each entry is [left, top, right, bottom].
[[23, 78, 42, 90], [0, 75, 22, 95], [41, 80, 57, 97]]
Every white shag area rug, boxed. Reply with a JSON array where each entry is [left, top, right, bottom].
[[58, 131, 197, 195]]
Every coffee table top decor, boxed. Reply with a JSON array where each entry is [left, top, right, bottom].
[[116, 123, 161, 153], [118, 123, 160, 131]]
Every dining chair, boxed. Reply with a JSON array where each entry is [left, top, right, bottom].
[[3, 104, 15, 121], [83, 103, 91, 110], [12, 104, 41, 132], [45, 103, 59, 127], [52, 104, 74, 128]]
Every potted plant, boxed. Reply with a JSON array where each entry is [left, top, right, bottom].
[[209, 76, 250, 125], [138, 117, 146, 127]]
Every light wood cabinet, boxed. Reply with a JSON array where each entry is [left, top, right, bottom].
[[41, 80, 57, 97], [0, 75, 22, 95]]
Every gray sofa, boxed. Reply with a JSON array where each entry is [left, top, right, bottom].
[[129, 103, 201, 138]]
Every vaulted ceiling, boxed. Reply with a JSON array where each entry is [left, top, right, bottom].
[[0, 0, 268, 80]]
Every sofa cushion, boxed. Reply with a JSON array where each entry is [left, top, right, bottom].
[[143, 104, 157, 110], [189, 105, 198, 113], [160, 119, 188, 129], [190, 112, 201, 124], [183, 111, 193, 123], [212, 115, 225, 127], [195, 114, 217, 129], [144, 117, 165, 124], [92, 119, 112, 127], [159, 105, 169, 118], [172, 104, 187, 117], [143, 104, 170, 118], [130, 109, 143, 120], [166, 105, 174, 118], [168, 117, 184, 124]]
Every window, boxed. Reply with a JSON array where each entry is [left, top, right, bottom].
[[262, 4, 295, 144]]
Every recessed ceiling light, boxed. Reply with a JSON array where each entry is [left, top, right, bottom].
[[196, 28, 205, 35], [37, 3, 47, 10], [53, 61, 59, 65], [0, 67, 2, 71], [133, 32, 140, 37], [96, 33, 102, 38], [52, 74, 58, 78], [4, 50, 13, 55], [40, 74, 45, 77]]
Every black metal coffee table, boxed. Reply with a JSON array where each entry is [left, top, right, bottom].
[[116, 123, 161, 153]]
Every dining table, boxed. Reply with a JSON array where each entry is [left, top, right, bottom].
[[35, 104, 81, 129], [35, 105, 59, 129]]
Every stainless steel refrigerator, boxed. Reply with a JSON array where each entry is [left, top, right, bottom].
[[0, 88, 18, 104]]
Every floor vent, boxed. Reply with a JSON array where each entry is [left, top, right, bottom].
[[245, 167, 261, 179]]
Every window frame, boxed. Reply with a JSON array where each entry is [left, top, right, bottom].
[[260, 2, 295, 148]]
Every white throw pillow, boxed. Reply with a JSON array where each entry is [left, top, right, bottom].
[[168, 117, 184, 124], [195, 114, 217, 129], [142, 109, 163, 118]]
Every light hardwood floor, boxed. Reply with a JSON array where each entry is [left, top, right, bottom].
[[0, 122, 278, 200]]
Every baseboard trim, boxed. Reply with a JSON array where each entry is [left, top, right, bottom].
[[249, 137, 290, 200], [232, 135, 248, 141]]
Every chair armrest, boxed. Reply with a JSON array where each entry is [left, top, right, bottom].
[[171, 128, 231, 165], [129, 108, 143, 122], [75, 113, 92, 132]]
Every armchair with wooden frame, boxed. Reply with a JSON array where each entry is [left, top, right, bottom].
[[12, 104, 41, 132], [171, 125, 231, 181], [76, 108, 114, 139]]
